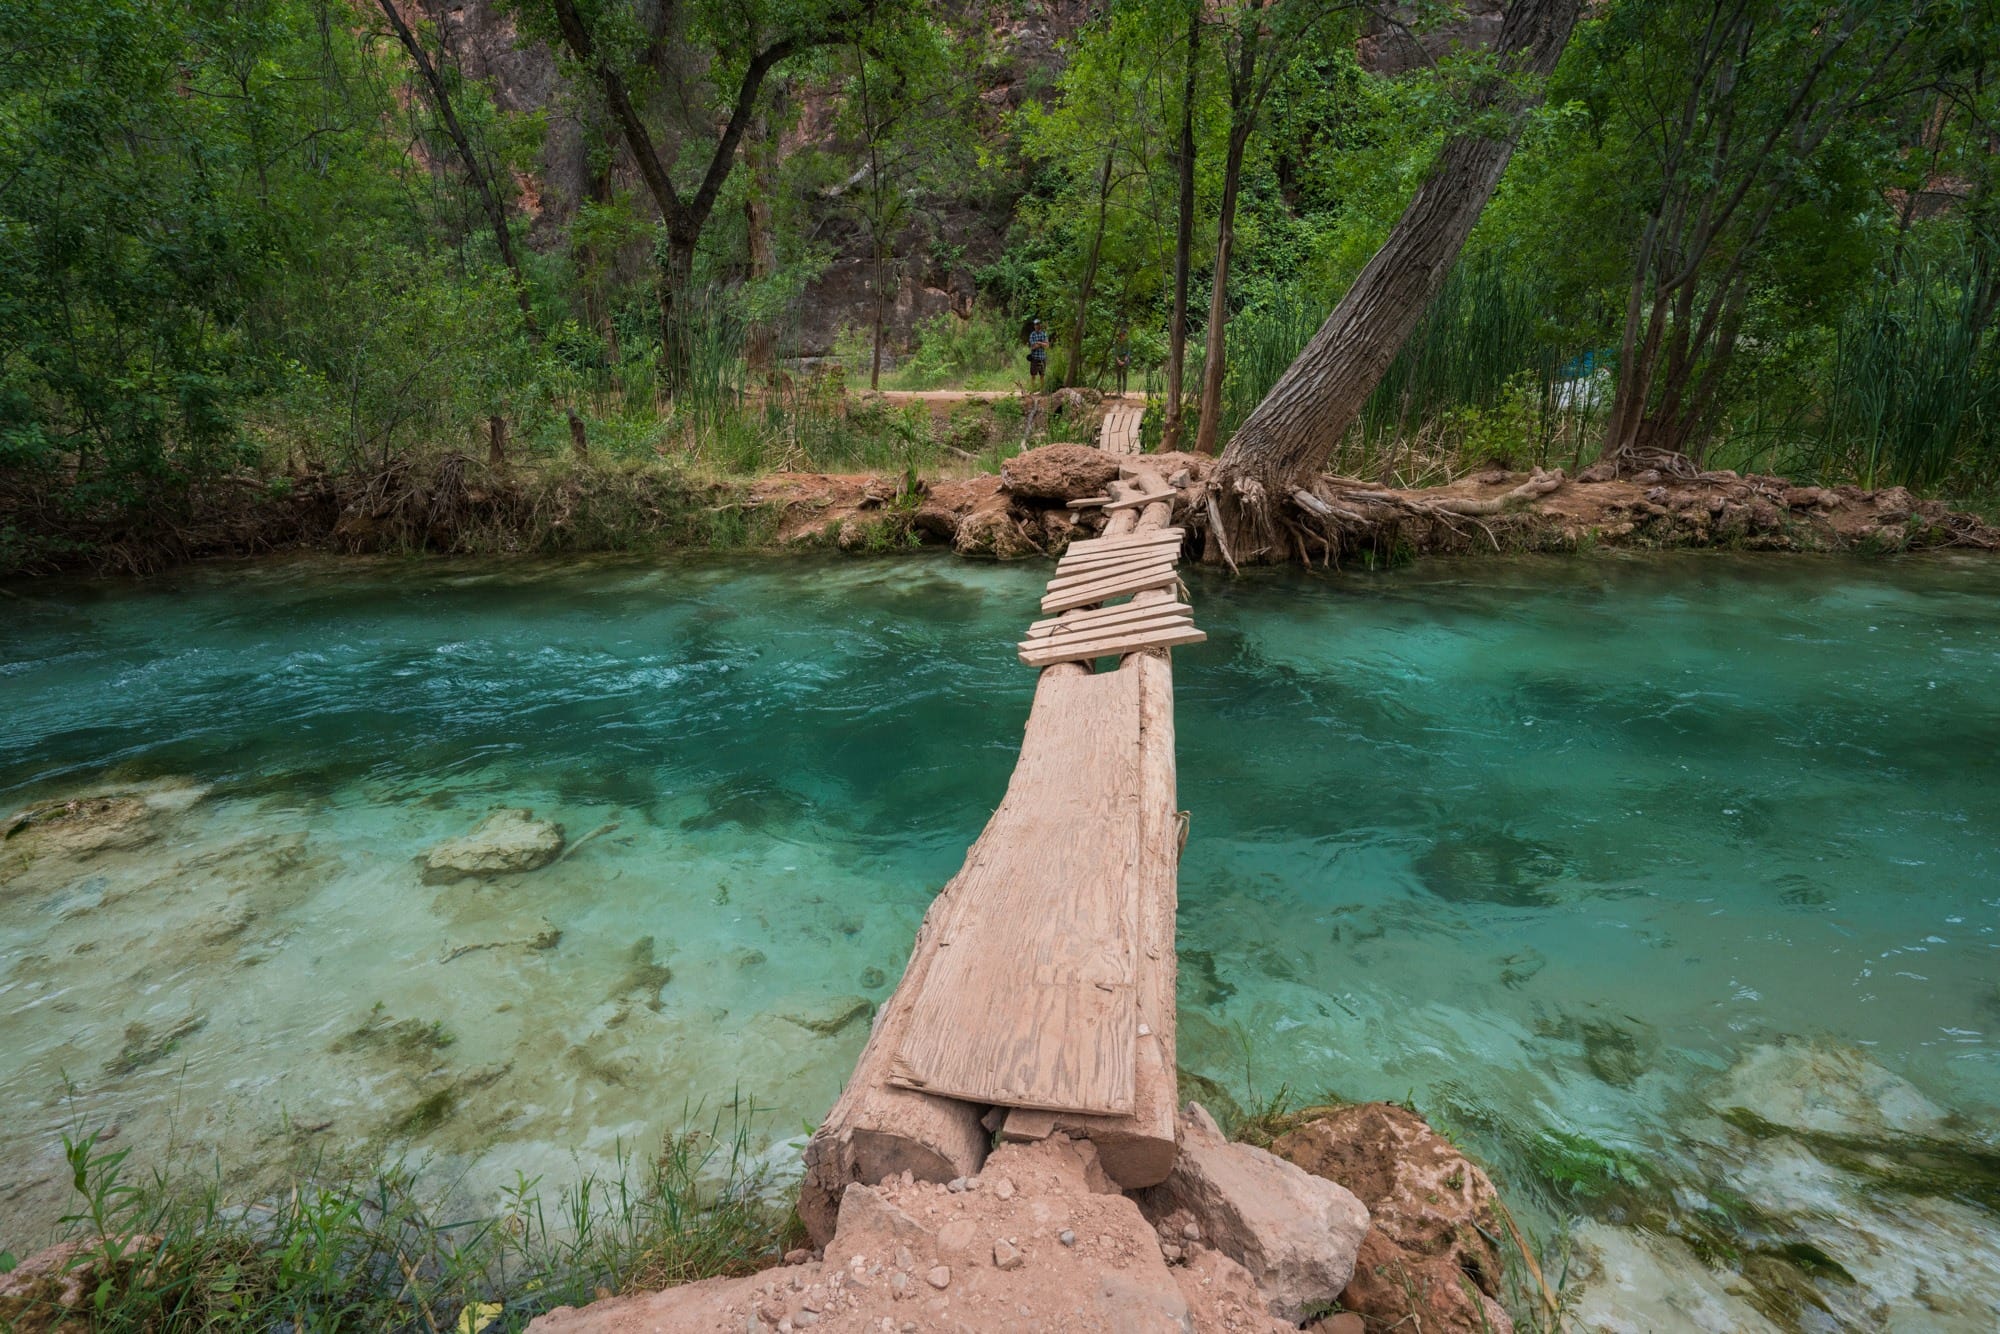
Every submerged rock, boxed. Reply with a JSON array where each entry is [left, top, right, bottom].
[[1272, 1101, 1515, 1334], [777, 994, 874, 1037], [4, 794, 157, 862], [422, 809, 564, 883], [1718, 1037, 1949, 1140]]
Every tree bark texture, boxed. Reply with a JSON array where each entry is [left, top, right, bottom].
[[1206, 0, 1581, 563], [1162, 1, 1201, 452]]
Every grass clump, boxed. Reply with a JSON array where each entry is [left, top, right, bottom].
[[0, 1110, 799, 1332]]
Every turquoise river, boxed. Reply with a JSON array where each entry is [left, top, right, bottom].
[[3, 553, 1998, 1329]]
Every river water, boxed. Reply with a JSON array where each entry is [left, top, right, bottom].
[[3, 553, 1997, 1328]]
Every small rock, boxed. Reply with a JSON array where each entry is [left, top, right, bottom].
[[1182, 1221, 1201, 1241], [1308, 1315, 1367, 1334], [946, 1177, 966, 1193], [888, 1272, 909, 1297], [925, 1266, 951, 1290], [794, 1313, 819, 1329], [859, 966, 886, 989], [1161, 1243, 1183, 1262], [422, 809, 564, 883], [963, 1175, 981, 1191], [784, 1249, 814, 1266], [1059, 1230, 1076, 1247], [993, 1177, 1015, 1201], [994, 1239, 1025, 1271]]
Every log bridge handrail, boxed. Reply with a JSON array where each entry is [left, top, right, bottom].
[[798, 432, 1200, 1242]]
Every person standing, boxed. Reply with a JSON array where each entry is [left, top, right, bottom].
[[1026, 318, 1050, 389], [1112, 325, 1132, 397]]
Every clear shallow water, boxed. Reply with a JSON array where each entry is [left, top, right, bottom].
[[4, 553, 1999, 1325]]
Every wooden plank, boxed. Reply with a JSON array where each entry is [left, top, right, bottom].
[[1041, 565, 1180, 614], [1018, 624, 1206, 668], [1026, 602, 1192, 640], [1022, 610, 1195, 650], [888, 667, 1145, 1114], [1044, 558, 1175, 594], [1052, 545, 1178, 577], [1053, 550, 1178, 580], [1102, 489, 1175, 513], [1065, 496, 1111, 510], [1063, 528, 1183, 556], [1009, 650, 1181, 1186]]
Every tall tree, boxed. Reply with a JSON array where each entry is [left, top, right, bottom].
[[1191, 0, 1360, 454], [525, 0, 881, 386], [1595, 0, 1953, 468], [831, 23, 971, 390], [1163, 0, 1203, 450], [374, 0, 539, 342], [1208, 0, 1583, 562]]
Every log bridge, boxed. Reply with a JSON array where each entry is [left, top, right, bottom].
[[799, 418, 1202, 1243]]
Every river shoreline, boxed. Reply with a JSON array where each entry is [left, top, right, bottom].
[[5, 442, 1997, 581]]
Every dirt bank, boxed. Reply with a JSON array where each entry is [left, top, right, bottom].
[[6, 444, 1995, 579], [751, 448, 2000, 563]]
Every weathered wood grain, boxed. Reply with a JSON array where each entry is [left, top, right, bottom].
[[1026, 601, 1193, 640], [888, 666, 1145, 1114], [1064, 527, 1183, 555], [1041, 566, 1180, 615], [1044, 557, 1177, 594], [1018, 623, 1206, 668]]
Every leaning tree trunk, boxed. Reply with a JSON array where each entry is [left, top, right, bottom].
[[1207, 0, 1582, 564]]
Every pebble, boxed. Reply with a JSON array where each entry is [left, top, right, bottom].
[[993, 1177, 1015, 1201], [1059, 1230, 1076, 1247], [1182, 1221, 1201, 1242], [889, 1272, 909, 1297], [1161, 1243, 1183, 1262], [964, 1175, 982, 1192], [895, 1246, 915, 1271], [994, 1239, 1024, 1271], [795, 1314, 819, 1329], [926, 1266, 952, 1290], [785, 1249, 813, 1265], [946, 1177, 966, 1193]]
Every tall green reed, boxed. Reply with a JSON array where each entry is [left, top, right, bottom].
[[1809, 248, 1997, 491]]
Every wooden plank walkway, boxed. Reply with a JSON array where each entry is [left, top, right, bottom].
[[1099, 399, 1144, 455], [798, 443, 1201, 1241]]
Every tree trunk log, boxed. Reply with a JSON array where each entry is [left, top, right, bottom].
[[1207, 0, 1581, 563], [1162, 3, 1201, 453]]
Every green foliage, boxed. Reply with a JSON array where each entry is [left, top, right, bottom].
[[1807, 245, 2000, 492], [9, 1116, 797, 1331]]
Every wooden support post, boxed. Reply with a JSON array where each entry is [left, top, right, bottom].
[[797, 892, 993, 1243], [800, 660, 1094, 1242]]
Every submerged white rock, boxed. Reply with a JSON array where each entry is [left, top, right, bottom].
[[1718, 1037, 1949, 1140], [422, 809, 565, 883]]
